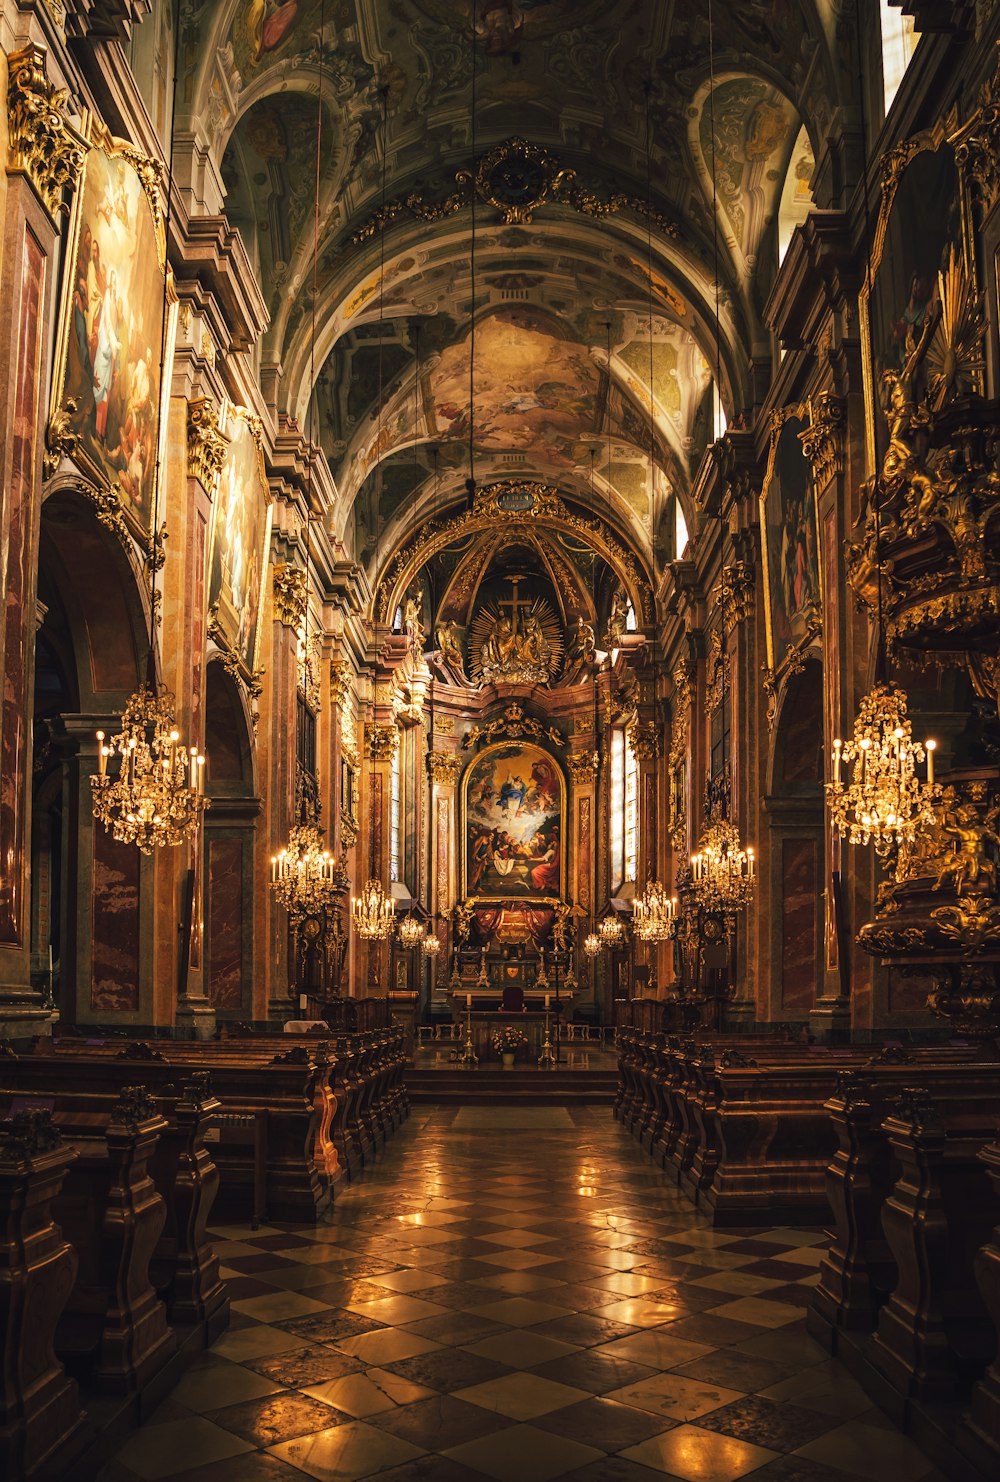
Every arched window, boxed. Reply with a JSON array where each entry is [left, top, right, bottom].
[[880, 0, 917, 114], [713, 381, 728, 441], [777, 125, 815, 266], [610, 728, 639, 892], [675, 499, 689, 559]]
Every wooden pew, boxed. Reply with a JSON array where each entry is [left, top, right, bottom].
[[15, 1045, 327, 1223], [48, 1086, 177, 1394], [0, 1110, 84, 1481]]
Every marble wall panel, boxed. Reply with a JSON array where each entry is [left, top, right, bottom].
[[781, 835, 817, 1014], [208, 835, 243, 1011], [91, 826, 140, 1012]]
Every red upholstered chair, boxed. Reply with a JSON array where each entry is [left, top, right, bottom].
[[501, 983, 525, 1013]]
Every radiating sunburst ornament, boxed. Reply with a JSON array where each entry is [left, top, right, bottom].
[[470, 587, 563, 686]]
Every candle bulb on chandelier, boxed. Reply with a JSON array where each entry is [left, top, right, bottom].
[[832, 738, 841, 785], [926, 738, 936, 786], [97, 730, 107, 777]]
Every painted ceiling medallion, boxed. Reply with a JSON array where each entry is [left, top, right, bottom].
[[467, 138, 571, 225]]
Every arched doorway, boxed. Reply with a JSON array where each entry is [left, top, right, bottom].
[[765, 658, 824, 1023], [32, 488, 148, 1026], [203, 660, 258, 1022]]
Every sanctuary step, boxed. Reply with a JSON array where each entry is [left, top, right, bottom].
[[407, 1065, 618, 1103]]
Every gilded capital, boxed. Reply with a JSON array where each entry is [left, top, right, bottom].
[[952, 44, 1000, 219], [187, 397, 229, 495], [798, 391, 845, 487], [330, 658, 354, 706], [627, 719, 661, 762], [721, 560, 755, 636], [427, 749, 465, 785], [567, 750, 599, 783], [6, 45, 87, 223], [272, 562, 307, 628], [369, 723, 400, 761]]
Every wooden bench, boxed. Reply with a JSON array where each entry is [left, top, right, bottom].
[[0, 1110, 84, 1480]]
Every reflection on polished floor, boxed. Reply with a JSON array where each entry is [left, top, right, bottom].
[[99, 1108, 944, 1482]]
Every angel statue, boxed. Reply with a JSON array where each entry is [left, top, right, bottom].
[[435, 619, 467, 679], [562, 617, 597, 683], [607, 589, 629, 649], [403, 591, 425, 655]]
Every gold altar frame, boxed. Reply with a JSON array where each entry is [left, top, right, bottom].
[[759, 404, 822, 677], [206, 401, 274, 681], [461, 740, 567, 902], [48, 121, 177, 544], [859, 114, 975, 473]]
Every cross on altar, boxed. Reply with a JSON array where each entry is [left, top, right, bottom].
[[499, 576, 531, 632]]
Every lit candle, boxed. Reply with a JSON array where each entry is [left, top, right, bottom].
[[748, 848, 755, 878], [197, 755, 205, 793], [926, 738, 936, 787], [833, 738, 841, 785], [466, 993, 472, 1008], [96, 730, 107, 777], [545, 993, 550, 1009]]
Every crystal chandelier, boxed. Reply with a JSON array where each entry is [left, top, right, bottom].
[[583, 932, 601, 958], [270, 823, 341, 922], [827, 682, 937, 859], [598, 912, 627, 948], [92, 687, 207, 853], [633, 880, 678, 941], [352, 877, 395, 940], [421, 932, 441, 957], [398, 914, 426, 949], [690, 819, 756, 913]]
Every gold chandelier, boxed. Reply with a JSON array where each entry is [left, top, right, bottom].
[[690, 819, 756, 913], [421, 931, 441, 957], [92, 687, 207, 853], [598, 912, 627, 948], [828, 682, 937, 859], [583, 931, 601, 958], [398, 914, 426, 949], [633, 880, 678, 941], [352, 877, 395, 940], [270, 823, 341, 922]]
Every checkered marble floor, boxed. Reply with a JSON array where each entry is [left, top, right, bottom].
[[98, 1105, 945, 1482]]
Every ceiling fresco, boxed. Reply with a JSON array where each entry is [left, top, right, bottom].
[[179, 0, 840, 587]]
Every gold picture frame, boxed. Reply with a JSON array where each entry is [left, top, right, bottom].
[[759, 404, 821, 678], [47, 120, 176, 543], [462, 740, 566, 902], [206, 402, 273, 681]]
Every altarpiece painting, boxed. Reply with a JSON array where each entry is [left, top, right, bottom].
[[759, 408, 819, 675], [463, 742, 564, 900], [208, 404, 273, 676]]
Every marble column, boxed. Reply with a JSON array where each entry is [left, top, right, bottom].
[[0, 45, 86, 1036], [427, 747, 463, 1008], [265, 560, 306, 1022]]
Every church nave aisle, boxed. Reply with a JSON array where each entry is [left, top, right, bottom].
[[99, 1108, 942, 1482]]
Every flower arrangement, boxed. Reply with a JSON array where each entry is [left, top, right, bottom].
[[492, 1025, 527, 1055]]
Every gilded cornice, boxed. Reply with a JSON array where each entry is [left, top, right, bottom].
[[187, 398, 229, 496], [5, 45, 87, 223], [353, 136, 680, 241], [427, 750, 464, 786], [799, 391, 845, 488], [272, 563, 307, 628]]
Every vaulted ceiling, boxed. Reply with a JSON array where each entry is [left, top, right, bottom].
[[179, 0, 842, 585]]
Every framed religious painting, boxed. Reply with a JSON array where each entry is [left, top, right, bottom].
[[463, 742, 565, 901], [759, 405, 821, 676], [860, 119, 977, 471], [207, 403, 273, 678], [48, 123, 176, 540]]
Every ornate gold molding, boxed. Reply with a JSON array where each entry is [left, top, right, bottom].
[[187, 397, 229, 496], [6, 44, 88, 223], [567, 750, 599, 783], [330, 658, 354, 707], [952, 41, 1000, 218], [272, 563, 307, 628], [427, 749, 464, 786], [353, 135, 680, 241], [668, 656, 694, 851], [760, 615, 820, 732], [298, 632, 322, 713], [43, 396, 80, 479], [799, 391, 846, 488], [462, 701, 566, 750]]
